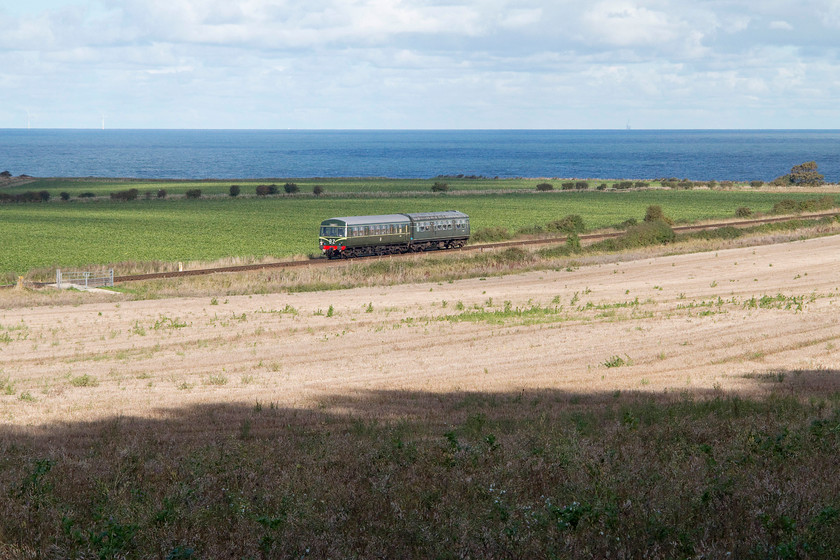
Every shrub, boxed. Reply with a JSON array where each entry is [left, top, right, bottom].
[[536, 182, 554, 191], [110, 189, 139, 201], [644, 205, 674, 225], [0, 191, 50, 203], [60, 192, 70, 201], [772, 199, 799, 214], [617, 221, 676, 248], [773, 161, 825, 186], [614, 181, 633, 190], [575, 181, 589, 190], [79, 192, 96, 198], [634, 181, 648, 189], [431, 182, 449, 192], [692, 226, 743, 241], [157, 189, 167, 199], [749, 181, 764, 188], [255, 185, 270, 196], [561, 182, 575, 190], [547, 214, 586, 234], [229, 185, 240, 197], [735, 207, 753, 218], [596, 183, 608, 190], [566, 232, 582, 253], [185, 189, 202, 199], [772, 195, 836, 215], [470, 226, 512, 243], [283, 182, 299, 194], [313, 185, 325, 196]]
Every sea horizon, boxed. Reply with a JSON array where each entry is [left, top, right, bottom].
[[2, 129, 839, 182]]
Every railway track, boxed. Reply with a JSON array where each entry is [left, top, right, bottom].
[[4, 211, 839, 289]]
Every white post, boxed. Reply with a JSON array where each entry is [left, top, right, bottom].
[[56, 269, 62, 289]]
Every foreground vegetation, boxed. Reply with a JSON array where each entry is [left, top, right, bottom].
[[2, 189, 838, 279], [2, 381, 838, 558]]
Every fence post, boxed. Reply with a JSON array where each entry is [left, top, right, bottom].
[[109, 269, 114, 287], [56, 269, 62, 289]]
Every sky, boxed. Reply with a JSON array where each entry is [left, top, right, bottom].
[[1, 0, 839, 129]]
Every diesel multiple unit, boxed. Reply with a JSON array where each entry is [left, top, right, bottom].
[[319, 211, 470, 258]]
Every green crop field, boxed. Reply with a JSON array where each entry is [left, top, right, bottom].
[[1, 190, 836, 277]]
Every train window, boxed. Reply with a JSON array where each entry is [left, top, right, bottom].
[[321, 226, 344, 237]]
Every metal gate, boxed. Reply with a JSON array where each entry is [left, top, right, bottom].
[[56, 269, 114, 289]]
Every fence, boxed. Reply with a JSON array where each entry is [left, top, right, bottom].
[[56, 269, 114, 289]]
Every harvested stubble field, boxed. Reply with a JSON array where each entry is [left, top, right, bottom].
[[2, 235, 840, 558]]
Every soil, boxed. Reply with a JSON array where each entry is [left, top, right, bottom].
[[2, 235, 840, 427]]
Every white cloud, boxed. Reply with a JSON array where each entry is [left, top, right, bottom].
[[2, 0, 840, 128]]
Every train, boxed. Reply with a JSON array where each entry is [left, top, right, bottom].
[[319, 211, 470, 259]]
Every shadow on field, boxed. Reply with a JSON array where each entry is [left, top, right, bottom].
[[1, 369, 839, 559], [3, 368, 840, 448]]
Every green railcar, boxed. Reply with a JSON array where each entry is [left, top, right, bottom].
[[319, 211, 469, 258]]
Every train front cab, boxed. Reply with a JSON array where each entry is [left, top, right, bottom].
[[319, 219, 348, 258]]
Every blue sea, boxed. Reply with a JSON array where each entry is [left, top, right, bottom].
[[1, 129, 839, 182]]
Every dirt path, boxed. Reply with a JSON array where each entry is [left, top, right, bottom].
[[2, 235, 840, 426]]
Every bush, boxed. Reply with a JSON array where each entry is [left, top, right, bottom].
[[255, 185, 272, 196], [561, 182, 575, 190], [773, 161, 825, 186], [599, 221, 675, 250], [283, 182, 299, 194], [772, 195, 836, 215], [470, 226, 512, 243], [431, 182, 449, 192], [110, 189, 139, 201], [575, 181, 589, 190], [229, 185, 240, 197], [614, 181, 633, 190], [596, 183, 608, 191], [546, 214, 586, 234], [643, 205, 674, 225], [535, 182, 554, 191], [313, 185, 325, 196], [185, 189, 202, 199], [60, 192, 70, 201], [0, 190, 51, 203], [157, 189, 167, 199], [78, 192, 96, 198], [692, 226, 743, 241], [749, 181, 764, 188], [566, 232, 581, 253], [735, 207, 753, 218]]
